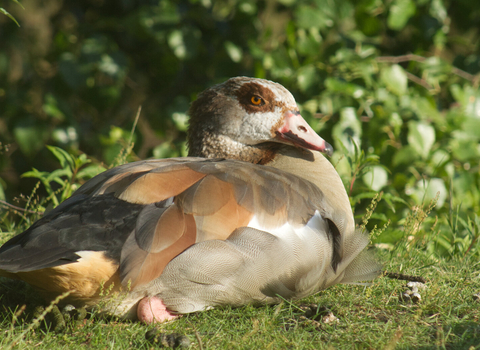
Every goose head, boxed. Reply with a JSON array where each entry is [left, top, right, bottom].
[[187, 77, 333, 164]]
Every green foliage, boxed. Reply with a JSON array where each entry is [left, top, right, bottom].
[[432, 210, 480, 259], [21, 146, 105, 207], [0, 0, 23, 26], [0, 1, 479, 255], [1, 3, 480, 347]]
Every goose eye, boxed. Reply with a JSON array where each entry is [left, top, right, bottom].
[[250, 96, 264, 106]]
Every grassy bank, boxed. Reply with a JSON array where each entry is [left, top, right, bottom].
[[1, 241, 479, 349]]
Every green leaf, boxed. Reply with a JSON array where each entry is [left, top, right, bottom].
[[449, 84, 463, 102], [435, 235, 454, 251], [77, 164, 106, 180], [429, 0, 447, 21], [11, 0, 24, 9], [408, 121, 435, 159], [224, 41, 242, 63], [411, 178, 447, 208], [0, 8, 20, 26], [295, 5, 333, 30], [462, 117, 480, 139], [277, 0, 296, 5], [296, 65, 317, 92], [382, 193, 409, 213], [99, 54, 121, 76], [21, 168, 60, 206], [324, 78, 365, 99], [392, 145, 419, 166], [46, 146, 75, 171], [332, 107, 362, 154], [387, 0, 416, 30], [380, 64, 408, 96], [46, 168, 72, 181], [153, 142, 180, 159], [296, 29, 322, 56], [449, 85, 480, 119], [75, 153, 91, 169], [58, 53, 85, 89], [21, 168, 48, 180], [411, 96, 441, 124], [351, 191, 379, 202], [168, 30, 186, 60], [172, 112, 189, 132], [368, 212, 389, 222], [363, 166, 388, 191], [14, 122, 49, 156], [429, 149, 450, 170]]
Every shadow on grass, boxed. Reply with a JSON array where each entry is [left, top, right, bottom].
[[0, 278, 45, 324], [443, 320, 480, 350]]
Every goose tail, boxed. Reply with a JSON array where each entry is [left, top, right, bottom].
[[337, 229, 382, 285]]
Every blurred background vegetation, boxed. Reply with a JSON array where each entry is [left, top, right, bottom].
[[1, 0, 479, 258]]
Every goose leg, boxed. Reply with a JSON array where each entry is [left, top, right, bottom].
[[137, 296, 178, 323]]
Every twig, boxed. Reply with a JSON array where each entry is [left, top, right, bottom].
[[383, 271, 426, 283], [405, 71, 432, 90], [0, 199, 44, 215], [194, 329, 204, 350], [186, 319, 203, 350], [128, 106, 142, 148], [376, 54, 426, 64], [376, 54, 478, 83], [112, 105, 142, 167], [451, 67, 476, 82]]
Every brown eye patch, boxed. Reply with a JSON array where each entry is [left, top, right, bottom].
[[235, 82, 276, 113]]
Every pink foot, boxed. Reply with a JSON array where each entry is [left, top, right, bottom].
[[137, 296, 178, 324]]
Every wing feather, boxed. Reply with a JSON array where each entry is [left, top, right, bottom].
[[120, 205, 196, 288], [1, 157, 344, 294], [116, 159, 338, 289]]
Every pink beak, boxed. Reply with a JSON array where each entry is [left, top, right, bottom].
[[275, 111, 333, 156]]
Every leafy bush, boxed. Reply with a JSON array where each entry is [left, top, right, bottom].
[[0, 0, 479, 258]]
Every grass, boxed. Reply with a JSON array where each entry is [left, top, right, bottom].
[[1, 246, 479, 349], [0, 140, 479, 349]]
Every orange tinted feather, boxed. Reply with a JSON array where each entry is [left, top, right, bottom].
[[150, 205, 186, 253], [178, 176, 232, 215], [126, 213, 196, 288], [16, 252, 121, 304], [118, 169, 206, 204], [194, 191, 253, 241]]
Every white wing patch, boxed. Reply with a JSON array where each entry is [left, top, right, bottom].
[[75, 250, 99, 261], [247, 210, 325, 241]]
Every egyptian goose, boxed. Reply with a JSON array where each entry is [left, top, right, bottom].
[[0, 77, 380, 323]]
